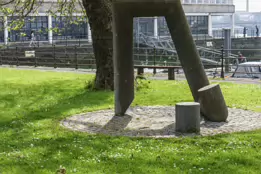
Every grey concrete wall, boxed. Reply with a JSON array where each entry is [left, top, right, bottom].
[[1, 1, 234, 15], [183, 4, 235, 13]]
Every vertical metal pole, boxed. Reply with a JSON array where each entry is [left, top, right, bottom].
[[145, 49, 148, 65], [224, 29, 231, 72], [53, 44, 56, 68], [153, 46, 156, 75], [8, 46, 10, 65], [0, 49, 2, 65], [3, 48, 5, 65], [221, 46, 224, 79], [137, 18, 140, 61], [16, 47, 19, 66], [38, 35, 40, 47], [75, 45, 78, 69], [33, 45, 36, 67], [34, 54, 37, 67]]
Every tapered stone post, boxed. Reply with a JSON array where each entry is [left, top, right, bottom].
[[198, 84, 228, 122], [165, 1, 210, 102], [113, 3, 134, 116]]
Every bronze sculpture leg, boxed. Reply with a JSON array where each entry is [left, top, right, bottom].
[[113, 4, 134, 116], [112, 0, 228, 122], [165, 1, 210, 102]]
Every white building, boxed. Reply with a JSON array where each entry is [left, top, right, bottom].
[[0, 0, 235, 45]]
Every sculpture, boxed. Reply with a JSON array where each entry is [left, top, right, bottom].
[[112, 0, 228, 122]]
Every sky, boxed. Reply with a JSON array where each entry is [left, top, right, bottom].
[[235, 0, 261, 12]]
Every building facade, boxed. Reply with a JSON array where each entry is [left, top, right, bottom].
[[0, 0, 235, 44]]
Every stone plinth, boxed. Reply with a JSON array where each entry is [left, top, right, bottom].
[[175, 102, 200, 133]]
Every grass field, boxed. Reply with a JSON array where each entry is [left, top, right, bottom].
[[0, 67, 261, 174]]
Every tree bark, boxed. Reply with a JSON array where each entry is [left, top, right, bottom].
[[82, 0, 114, 90]]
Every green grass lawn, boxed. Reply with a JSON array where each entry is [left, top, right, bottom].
[[0, 67, 261, 174]]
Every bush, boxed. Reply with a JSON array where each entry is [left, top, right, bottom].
[[85, 77, 96, 91], [135, 75, 151, 91]]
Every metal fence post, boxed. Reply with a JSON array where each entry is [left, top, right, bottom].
[[34, 55, 37, 67], [38, 36, 40, 47], [153, 46, 156, 75], [75, 45, 78, 69], [224, 29, 231, 73], [53, 44, 56, 68], [4, 47, 6, 65], [221, 46, 224, 79], [7, 46, 10, 65], [16, 47, 19, 66], [0, 49, 2, 65]]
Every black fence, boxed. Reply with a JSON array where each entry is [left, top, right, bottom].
[[213, 29, 261, 39], [0, 35, 91, 48], [0, 45, 95, 69], [0, 45, 260, 79]]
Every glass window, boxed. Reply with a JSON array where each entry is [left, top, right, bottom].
[[0, 17, 4, 42], [8, 16, 48, 42], [186, 16, 208, 35], [216, 0, 222, 4], [52, 16, 88, 39]]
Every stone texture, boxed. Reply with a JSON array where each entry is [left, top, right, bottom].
[[175, 102, 200, 133], [112, 0, 215, 116], [113, 4, 134, 116], [61, 106, 261, 138], [198, 84, 228, 122]]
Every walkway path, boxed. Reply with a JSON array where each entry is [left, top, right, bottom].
[[1, 65, 260, 85]]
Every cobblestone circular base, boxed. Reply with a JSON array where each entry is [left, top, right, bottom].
[[61, 106, 261, 138]]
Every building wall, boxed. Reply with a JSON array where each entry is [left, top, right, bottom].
[[0, 1, 235, 43], [212, 12, 261, 37], [134, 15, 209, 37], [183, 4, 234, 13], [5, 16, 88, 42]]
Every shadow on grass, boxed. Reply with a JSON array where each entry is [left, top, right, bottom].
[[0, 79, 113, 128], [1, 78, 261, 173]]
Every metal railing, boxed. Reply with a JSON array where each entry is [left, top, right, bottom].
[[213, 29, 261, 39], [0, 35, 92, 48], [0, 45, 260, 79]]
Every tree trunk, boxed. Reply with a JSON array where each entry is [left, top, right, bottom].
[[82, 0, 114, 90]]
